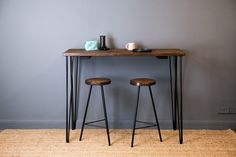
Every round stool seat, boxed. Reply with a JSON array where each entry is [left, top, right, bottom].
[[130, 78, 156, 86], [85, 77, 111, 85]]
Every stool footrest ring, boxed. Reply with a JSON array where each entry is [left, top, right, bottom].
[[85, 119, 105, 125], [136, 124, 157, 130], [135, 120, 157, 129], [136, 120, 156, 126], [84, 119, 106, 128], [85, 123, 106, 128]]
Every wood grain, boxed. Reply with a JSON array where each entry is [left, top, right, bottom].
[[85, 77, 111, 85], [64, 49, 186, 57], [130, 78, 156, 86]]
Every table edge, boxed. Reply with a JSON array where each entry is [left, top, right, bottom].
[[63, 49, 186, 57]]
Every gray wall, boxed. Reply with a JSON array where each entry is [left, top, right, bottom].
[[0, 0, 236, 129]]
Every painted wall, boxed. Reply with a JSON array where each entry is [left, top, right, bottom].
[[0, 0, 235, 129]]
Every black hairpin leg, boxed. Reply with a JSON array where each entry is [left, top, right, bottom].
[[75, 57, 81, 129], [66, 56, 73, 143], [179, 56, 183, 144], [72, 57, 80, 130], [66, 57, 69, 142], [174, 56, 178, 134], [131, 86, 140, 147], [175, 56, 183, 144], [70, 57, 75, 130], [149, 86, 162, 142], [101, 85, 111, 146], [79, 85, 93, 141], [72, 57, 77, 130], [169, 56, 176, 130]]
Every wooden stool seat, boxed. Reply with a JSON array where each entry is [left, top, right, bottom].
[[85, 77, 111, 85], [130, 78, 156, 86]]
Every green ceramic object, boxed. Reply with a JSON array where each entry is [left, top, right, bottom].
[[85, 41, 98, 51]]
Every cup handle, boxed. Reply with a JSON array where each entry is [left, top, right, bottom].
[[125, 43, 129, 49]]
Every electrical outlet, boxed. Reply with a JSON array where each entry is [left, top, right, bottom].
[[229, 107, 236, 114], [218, 105, 236, 114], [218, 106, 230, 114]]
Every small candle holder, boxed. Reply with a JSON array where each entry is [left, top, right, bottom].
[[99, 35, 109, 50]]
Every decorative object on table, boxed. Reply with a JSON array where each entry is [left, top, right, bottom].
[[125, 42, 138, 51], [85, 41, 98, 51], [99, 35, 110, 50], [132, 48, 152, 53]]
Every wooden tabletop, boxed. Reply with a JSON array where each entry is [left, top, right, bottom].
[[64, 49, 186, 57]]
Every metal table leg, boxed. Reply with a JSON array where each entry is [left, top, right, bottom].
[[179, 56, 183, 144], [174, 56, 180, 144], [175, 56, 183, 144], [69, 57, 75, 130], [172, 56, 183, 144], [66, 56, 71, 143], [72, 57, 80, 130], [66, 56, 81, 142], [169, 56, 176, 130]]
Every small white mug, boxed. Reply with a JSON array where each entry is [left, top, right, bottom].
[[125, 42, 137, 51]]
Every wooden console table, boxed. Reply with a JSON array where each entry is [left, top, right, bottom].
[[64, 49, 186, 144]]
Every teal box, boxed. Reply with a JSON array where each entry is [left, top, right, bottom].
[[85, 41, 98, 51]]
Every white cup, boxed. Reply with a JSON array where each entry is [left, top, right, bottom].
[[125, 42, 137, 51]]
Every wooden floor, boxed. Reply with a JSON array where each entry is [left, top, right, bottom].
[[0, 129, 236, 157]]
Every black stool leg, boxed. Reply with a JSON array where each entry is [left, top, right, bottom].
[[79, 85, 93, 141], [131, 86, 140, 147], [149, 86, 162, 142], [101, 85, 111, 146], [169, 56, 177, 130]]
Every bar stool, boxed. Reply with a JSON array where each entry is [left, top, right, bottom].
[[79, 77, 111, 146], [130, 78, 162, 147]]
